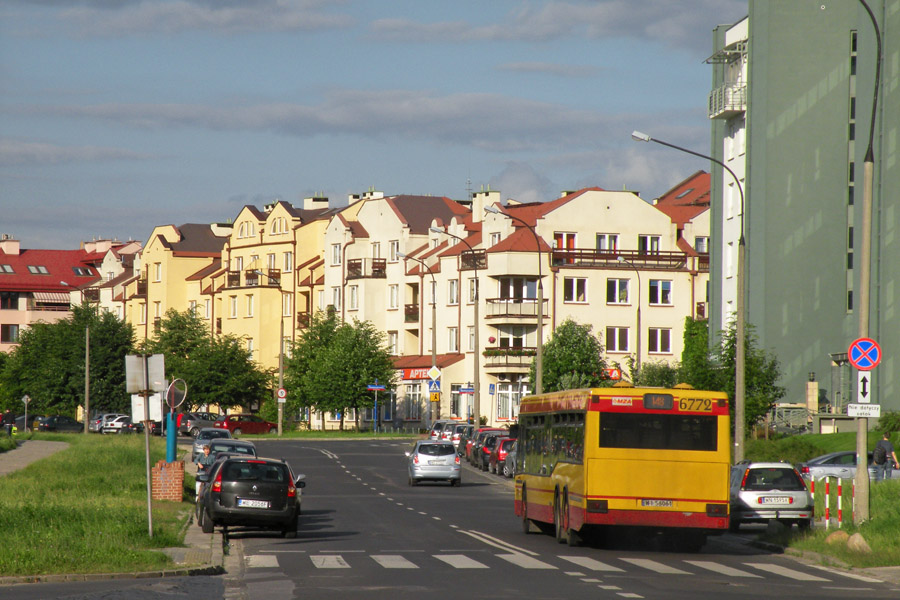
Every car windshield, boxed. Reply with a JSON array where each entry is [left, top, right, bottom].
[[200, 430, 231, 440], [417, 444, 455, 456], [742, 467, 804, 491], [222, 462, 287, 482]]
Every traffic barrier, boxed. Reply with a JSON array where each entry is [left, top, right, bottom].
[[818, 476, 853, 529]]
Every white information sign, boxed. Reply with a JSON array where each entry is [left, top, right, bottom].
[[848, 403, 881, 418], [131, 393, 163, 422]]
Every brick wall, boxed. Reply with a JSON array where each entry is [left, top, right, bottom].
[[151, 459, 184, 502]]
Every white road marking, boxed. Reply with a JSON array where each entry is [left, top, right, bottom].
[[809, 565, 884, 582], [620, 558, 690, 574], [560, 555, 625, 572], [617, 593, 643, 598], [462, 530, 538, 556], [434, 554, 489, 569], [371, 555, 419, 569], [246, 555, 279, 568], [311, 555, 350, 568], [685, 560, 761, 578], [497, 553, 558, 569], [745, 563, 829, 581]]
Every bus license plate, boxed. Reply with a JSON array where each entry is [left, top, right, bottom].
[[237, 498, 270, 509], [641, 499, 673, 507], [761, 496, 791, 505]]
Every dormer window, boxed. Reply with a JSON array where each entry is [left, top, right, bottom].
[[72, 267, 93, 276], [27, 265, 49, 274], [0, 264, 13, 274]]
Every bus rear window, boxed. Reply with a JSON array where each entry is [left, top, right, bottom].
[[599, 412, 717, 451]]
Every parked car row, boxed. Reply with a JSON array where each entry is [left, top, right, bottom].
[[459, 426, 517, 479]]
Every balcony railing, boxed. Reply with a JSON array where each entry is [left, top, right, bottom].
[[708, 82, 746, 119], [83, 288, 100, 302], [484, 297, 547, 319], [482, 346, 537, 369], [297, 311, 310, 328], [136, 279, 147, 296], [346, 258, 387, 279], [226, 269, 281, 288], [460, 249, 487, 271], [404, 303, 420, 323], [227, 271, 241, 288], [550, 249, 707, 272]]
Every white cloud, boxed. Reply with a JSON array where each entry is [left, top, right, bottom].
[[496, 62, 600, 78], [0, 138, 150, 166]]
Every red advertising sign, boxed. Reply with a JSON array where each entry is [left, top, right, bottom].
[[402, 368, 431, 380]]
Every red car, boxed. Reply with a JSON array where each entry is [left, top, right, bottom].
[[488, 437, 516, 475], [212, 414, 277, 436]]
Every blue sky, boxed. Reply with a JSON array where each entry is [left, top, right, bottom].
[[1, 0, 746, 250]]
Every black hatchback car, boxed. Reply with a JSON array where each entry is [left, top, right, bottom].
[[37, 415, 83, 432], [197, 456, 305, 538]]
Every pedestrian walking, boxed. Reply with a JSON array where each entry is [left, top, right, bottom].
[[873, 432, 898, 481], [2, 408, 15, 437]]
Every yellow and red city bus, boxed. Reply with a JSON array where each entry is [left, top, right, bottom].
[[513, 382, 731, 549]]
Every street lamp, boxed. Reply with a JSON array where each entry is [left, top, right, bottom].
[[430, 226, 481, 425], [617, 256, 641, 375], [631, 130, 746, 462], [254, 270, 286, 436], [484, 205, 544, 395], [397, 252, 438, 426], [61, 280, 90, 434]]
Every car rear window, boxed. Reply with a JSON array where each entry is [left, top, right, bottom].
[[222, 462, 288, 482], [203, 430, 231, 440], [418, 444, 456, 456], [211, 444, 255, 455], [742, 467, 804, 491]]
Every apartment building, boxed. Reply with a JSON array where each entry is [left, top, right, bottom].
[[709, 3, 899, 412]]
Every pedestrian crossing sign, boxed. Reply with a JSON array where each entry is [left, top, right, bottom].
[[428, 379, 440, 393]]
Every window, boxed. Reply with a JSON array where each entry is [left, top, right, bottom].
[[139, 303, 147, 324], [600, 412, 716, 452], [283, 252, 293, 272], [153, 263, 161, 281], [246, 294, 254, 317], [498, 325, 527, 348], [205, 299, 211, 319], [1, 324, 19, 343], [695, 236, 709, 253], [638, 235, 660, 254], [282, 293, 292, 317], [563, 277, 586, 303], [405, 383, 422, 420], [317, 290, 325, 310], [0, 292, 18, 309], [468, 326, 476, 351], [106, 271, 114, 281], [607, 278, 629, 304], [72, 267, 92, 276], [388, 331, 398, 355], [349, 285, 359, 310], [649, 280, 672, 305], [648, 328, 671, 354], [389, 284, 399, 309], [554, 232, 576, 250], [496, 382, 524, 421], [230, 296, 237, 318], [331, 244, 342, 266], [596, 233, 618, 251], [389, 240, 399, 262], [490, 232, 501, 247], [448, 327, 459, 352], [468, 278, 478, 303], [331, 286, 341, 310], [606, 326, 628, 352], [27, 265, 49, 274], [235, 256, 243, 271], [267, 253, 276, 269], [0, 264, 14, 273], [247, 338, 254, 355], [499, 277, 536, 300], [372, 242, 381, 259], [448, 279, 459, 305], [189, 300, 197, 315], [154, 301, 161, 318]]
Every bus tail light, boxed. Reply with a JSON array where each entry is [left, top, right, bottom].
[[706, 503, 728, 517], [586, 500, 608, 513]]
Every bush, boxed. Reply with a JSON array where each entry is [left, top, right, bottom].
[[877, 411, 900, 435], [745, 435, 823, 464]]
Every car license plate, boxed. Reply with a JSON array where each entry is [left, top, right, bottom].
[[761, 496, 791, 505], [237, 498, 270, 509], [428, 460, 444, 465], [641, 499, 673, 507]]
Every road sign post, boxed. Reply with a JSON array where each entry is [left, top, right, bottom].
[[847, 336, 881, 525]]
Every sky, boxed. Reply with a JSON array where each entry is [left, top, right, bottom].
[[0, 0, 747, 250]]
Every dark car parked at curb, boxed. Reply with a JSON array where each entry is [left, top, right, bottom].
[[196, 456, 305, 538], [179, 412, 220, 438], [475, 432, 505, 471], [14, 414, 46, 433], [488, 437, 516, 475], [465, 427, 505, 464], [37, 415, 83, 433]]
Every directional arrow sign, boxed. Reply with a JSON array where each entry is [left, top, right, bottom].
[[858, 370, 872, 403]]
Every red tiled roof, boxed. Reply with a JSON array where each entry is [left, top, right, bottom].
[[0, 248, 100, 292], [487, 227, 551, 254], [392, 353, 465, 370], [653, 171, 710, 226], [386, 195, 469, 234], [186, 259, 222, 281]]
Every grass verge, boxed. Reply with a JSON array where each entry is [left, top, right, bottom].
[[0, 433, 192, 576]]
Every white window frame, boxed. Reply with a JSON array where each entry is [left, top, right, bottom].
[[388, 331, 398, 355], [205, 299, 211, 319], [490, 232, 501, 247], [267, 253, 276, 270], [331, 286, 341, 310], [649, 279, 673, 306], [448, 279, 459, 305], [638, 234, 661, 254], [349, 285, 359, 310], [563, 277, 587, 303], [468, 326, 476, 351], [468, 278, 477, 304], [389, 284, 399, 309], [317, 289, 325, 311], [246, 294, 254, 317], [596, 233, 619, 250], [282, 293, 292, 317], [606, 326, 629, 352], [448, 326, 459, 353], [229, 296, 237, 318], [331, 244, 342, 266], [153, 263, 161, 282], [607, 278, 629, 304], [648, 328, 672, 354], [139, 303, 147, 324], [283, 251, 293, 272], [389, 240, 400, 262], [695, 236, 709, 253], [404, 383, 422, 420]]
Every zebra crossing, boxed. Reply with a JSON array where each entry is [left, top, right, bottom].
[[244, 550, 884, 584]]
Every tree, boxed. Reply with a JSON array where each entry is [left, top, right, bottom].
[[633, 360, 679, 388], [141, 309, 269, 411], [531, 318, 608, 393], [285, 311, 396, 430], [0, 304, 135, 416], [678, 317, 785, 436]]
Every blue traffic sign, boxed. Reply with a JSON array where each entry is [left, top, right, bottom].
[[848, 337, 881, 371], [459, 387, 474, 394], [428, 379, 441, 393]]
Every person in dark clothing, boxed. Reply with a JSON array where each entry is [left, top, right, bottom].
[[2, 409, 15, 436], [874, 432, 899, 481]]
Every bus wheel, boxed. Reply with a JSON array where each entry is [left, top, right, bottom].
[[555, 492, 580, 546], [521, 487, 537, 534]]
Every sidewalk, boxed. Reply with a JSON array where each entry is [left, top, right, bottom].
[[0, 439, 225, 585]]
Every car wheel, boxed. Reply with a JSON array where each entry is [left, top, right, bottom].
[[268, 427, 277, 435], [503, 463, 513, 478], [232, 428, 242, 437], [200, 507, 215, 534], [190, 427, 200, 438], [798, 518, 813, 531], [408, 477, 417, 486], [451, 478, 461, 487]]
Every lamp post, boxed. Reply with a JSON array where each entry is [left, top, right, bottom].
[[631, 130, 746, 462], [430, 226, 481, 425], [61, 280, 90, 434], [617, 256, 641, 375], [484, 205, 544, 395], [397, 252, 438, 426], [254, 270, 285, 436]]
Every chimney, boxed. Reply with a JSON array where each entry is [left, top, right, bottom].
[[471, 186, 500, 223], [0, 234, 20, 255], [303, 195, 329, 210]]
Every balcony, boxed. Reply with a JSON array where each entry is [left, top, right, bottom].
[[549, 249, 700, 271], [83, 288, 100, 302], [460, 249, 487, 271], [484, 297, 548, 320], [245, 268, 281, 287], [482, 346, 536, 370], [227, 271, 241, 288], [136, 279, 147, 296], [708, 82, 746, 119], [346, 258, 387, 279], [297, 311, 310, 328], [404, 303, 420, 323]]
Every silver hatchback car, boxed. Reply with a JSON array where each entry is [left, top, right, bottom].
[[406, 440, 461, 486], [730, 462, 813, 531]]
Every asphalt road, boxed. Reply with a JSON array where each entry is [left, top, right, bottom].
[[5, 438, 898, 600]]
